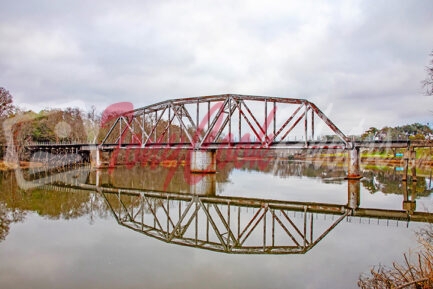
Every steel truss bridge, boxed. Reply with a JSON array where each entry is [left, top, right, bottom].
[[100, 94, 353, 150], [98, 94, 433, 151], [10, 94, 433, 171]]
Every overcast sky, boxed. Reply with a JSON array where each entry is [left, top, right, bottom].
[[1, 0, 433, 134]]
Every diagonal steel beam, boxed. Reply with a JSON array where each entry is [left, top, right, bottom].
[[171, 104, 195, 147], [199, 99, 228, 147], [100, 117, 120, 145], [168, 198, 195, 241], [281, 210, 306, 241], [272, 210, 301, 246], [235, 101, 264, 145], [212, 203, 237, 246], [280, 112, 305, 141], [199, 199, 228, 251], [143, 105, 168, 146], [238, 207, 268, 246], [114, 116, 142, 145], [212, 100, 238, 143], [156, 106, 178, 144], [240, 99, 266, 139], [271, 103, 304, 142], [133, 116, 149, 141], [308, 102, 349, 145]]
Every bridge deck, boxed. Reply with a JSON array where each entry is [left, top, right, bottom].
[[22, 140, 432, 151]]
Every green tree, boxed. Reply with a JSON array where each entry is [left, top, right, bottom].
[[361, 127, 378, 140]]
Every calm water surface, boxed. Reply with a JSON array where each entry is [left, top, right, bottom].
[[1, 159, 433, 289]]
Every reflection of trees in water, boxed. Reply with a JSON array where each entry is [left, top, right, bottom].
[[0, 171, 109, 242], [0, 171, 26, 241], [91, 164, 232, 193], [0, 203, 25, 241], [361, 169, 432, 197], [2, 158, 432, 242], [270, 160, 346, 181]]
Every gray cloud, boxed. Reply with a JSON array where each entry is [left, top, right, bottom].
[[1, 0, 433, 134]]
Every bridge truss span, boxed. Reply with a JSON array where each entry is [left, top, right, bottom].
[[100, 94, 351, 150]]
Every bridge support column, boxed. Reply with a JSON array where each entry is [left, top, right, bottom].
[[90, 149, 101, 169], [402, 180, 416, 213], [410, 149, 417, 182], [347, 147, 362, 179], [190, 150, 216, 173], [402, 148, 416, 182], [189, 173, 216, 195], [347, 179, 360, 210]]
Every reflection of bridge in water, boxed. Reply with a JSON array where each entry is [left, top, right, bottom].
[[26, 165, 433, 255]]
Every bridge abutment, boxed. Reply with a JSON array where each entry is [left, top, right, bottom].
[[347, 147, 362, 179], [190, 150, 216, 173]]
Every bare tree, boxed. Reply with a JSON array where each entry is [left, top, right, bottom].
[[423, 50, 433, 96], [0, 87, 14, 118], [84, 105, 101, 143], [359, 236, 433, 288]]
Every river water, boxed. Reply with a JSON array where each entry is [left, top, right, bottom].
[[1, 157, 432, 289]]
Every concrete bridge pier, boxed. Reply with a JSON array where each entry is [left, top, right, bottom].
[[190, 149, 216, 173], [189, 173, 216, 195], [347, 147, 362, 179]]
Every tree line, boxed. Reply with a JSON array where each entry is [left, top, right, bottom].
[[0, 87, 101, 146], [361, 123, 433, 141]]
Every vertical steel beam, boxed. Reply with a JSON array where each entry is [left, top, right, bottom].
[[263, 207, 267, 250], [228, 97, 232, 144], [265, 98, 268, 143], [303, 206, 307, 248], [196, 99, 199, 132], [238, 101, 242, 142], [168, 106, 171, 142], [166, 195, 170, 236], [154, 111, 157, 143], [304, 105, 308, 145], [142, 111, 145, 145], [119, 118, 122, 146], [311, 110, 315, 141], [208, 101, 210, 131], [273, 101, 276, 138]]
